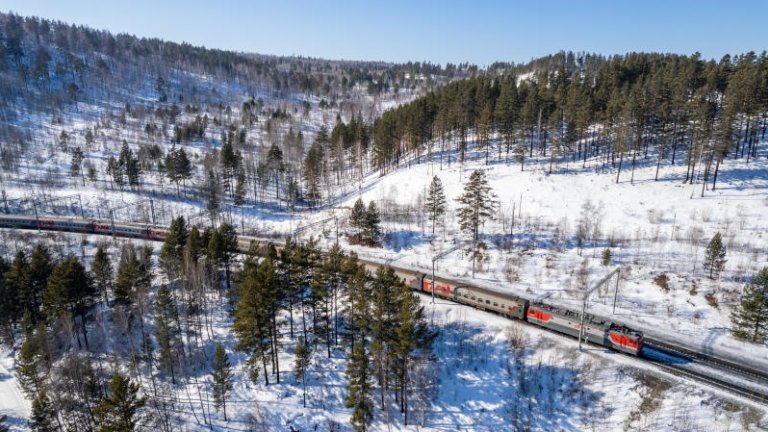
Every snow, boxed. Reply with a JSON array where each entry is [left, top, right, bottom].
[[0, 348, 30, 432]]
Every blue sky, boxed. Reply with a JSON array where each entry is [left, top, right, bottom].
[[2, 0, 767, 65]]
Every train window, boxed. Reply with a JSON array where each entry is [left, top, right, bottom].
[[470, 296, 476, 300], [493, 302, 498, 307], [485, 300, 491, 305]]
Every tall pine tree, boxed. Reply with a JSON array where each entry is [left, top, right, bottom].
[[95, 373, 146, 432], [345, 340, 373, 432], [703, 232, 727, 279], [211, 343, 234, 420], [424, 175, 447, 236], [732, 267, 768, 343]]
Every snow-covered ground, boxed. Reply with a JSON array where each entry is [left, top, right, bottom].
[[0, 347, 30, 431]]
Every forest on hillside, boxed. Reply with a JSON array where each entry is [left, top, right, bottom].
[[0, 11, 481, 217], [371, 51, 768, 194]]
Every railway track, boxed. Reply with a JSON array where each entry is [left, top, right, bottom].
[[641, 345, 768, 404], [641, 338, 768, 404], [2, 215, 767, 405]]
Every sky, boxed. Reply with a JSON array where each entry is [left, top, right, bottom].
[[2, 0, 767, 66]]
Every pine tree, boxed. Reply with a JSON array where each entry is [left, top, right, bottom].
[[266, 143, 285, 202], [29, 389, 58, 432], [303, 140, 324, 207], [365, 201, 382, 246], [159, 216, 188, 279], [16, 317, 46, 397], [424, 175, 447, 236], [456, 170, 498, 277], [184, 226, 205, 263], [0, 256, 11, 338], [175, 148, 192, 190], [370, 266, 399, 406], [95, 373, 146, 432], [218, 222, 238, 289], [119, 141, 141, 190], [731, 267, 768, 343], [155, 285, 181, 384], [220, 140, 241, 198], [391, 282, 434, 424], [349, 198, 367, 244], [293, 336, 311, 408], [234, 169, 246, 206], [206, 169, 221, 222], [345, 340, 373, 432], [601, 248, 612, 266], [24, 245, 54, 322], [91, 246, 113, 305], [704, 232, 727, 279], [346, 262, 371, 345], [3, 251, 29, 324], [114, 245, 139, 306], [211, 343, 234, 420], [0, 414, 8, 432], [43, 256, 95, 348], [233, 250, 279, 385], [456, 169, 498, 242], [70, 146, 84, 178]]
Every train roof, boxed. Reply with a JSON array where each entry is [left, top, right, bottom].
[[529, 301, 612, 328]]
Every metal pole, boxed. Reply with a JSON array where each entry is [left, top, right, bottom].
[[579, 295, 587, 351], [1, 190, 8, 213], [511, 201, 515, 236], [33, 201, 40, 232], [471, 238, 476, 279], [431, 259, 436, 304], [612, 269, 620, 314], [78, 194, 85, 219], [110, 210, 116, 240], [334, 216, 339, 246], [150, 199, 156, 225]]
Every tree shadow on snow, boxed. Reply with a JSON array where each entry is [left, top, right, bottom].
[[383, 230, 426, 252], [425, 320, 607, 431]]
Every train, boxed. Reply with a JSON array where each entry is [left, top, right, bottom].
[[0, 214, 167, 241], [384, 267, 643, 356], [0, 213, 643, 356]]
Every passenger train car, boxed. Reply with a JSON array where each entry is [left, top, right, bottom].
[[386, 264, 643, 355], [0, 214, 166, 241], [0, 213, 643, 355]]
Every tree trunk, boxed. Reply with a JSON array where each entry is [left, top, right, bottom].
[[711, 155, 722, 191]]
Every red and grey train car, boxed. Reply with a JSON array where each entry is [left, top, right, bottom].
[[387, 266, 643, 355], [0, 214, 166, 241], [526, 303, 642, 355]]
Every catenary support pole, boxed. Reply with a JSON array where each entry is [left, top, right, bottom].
[[612, 269, 620, 314]]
